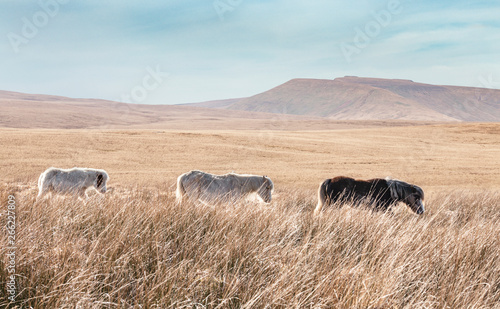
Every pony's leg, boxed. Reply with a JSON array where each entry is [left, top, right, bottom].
[[77, 188, 88, 202], [175, 187, 185, 205], [36, 182, 56, 203], [35, 191, 50, 206], [37, 180, 54, 199], [36, 190, 47, 200], [176, 195, 184, 205], [313, 201, 324, 215]]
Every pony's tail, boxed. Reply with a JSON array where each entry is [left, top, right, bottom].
[[175, 174, 186, 204], [37, 171, 48, 198], [314, 179, 330, 215]]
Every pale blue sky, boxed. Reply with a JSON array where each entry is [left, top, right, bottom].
[[1, 0, 499, 104]]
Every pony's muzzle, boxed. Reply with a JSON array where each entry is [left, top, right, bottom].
[[415, 200, 425, 215]]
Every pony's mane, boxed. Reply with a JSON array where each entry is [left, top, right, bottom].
[[385, 177, 411, 201], [225, 172, 263, 178], [224, 173, 272, 186]]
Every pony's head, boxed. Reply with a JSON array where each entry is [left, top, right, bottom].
[[405, 185, 425, 214], [388, 179, 425, 215], [94, 171, 109, 194], [257, 176, 274, 203]]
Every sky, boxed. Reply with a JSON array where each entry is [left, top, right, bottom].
[[1, 0, 499, 104]]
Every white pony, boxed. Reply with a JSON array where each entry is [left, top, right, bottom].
[[37, 167, 109, 200], [176, 170, 274, 204]]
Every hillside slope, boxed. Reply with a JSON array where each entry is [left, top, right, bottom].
[[0, 90, 283, 129], [1, 90, 403, 130], [221, 77, 500, 121]]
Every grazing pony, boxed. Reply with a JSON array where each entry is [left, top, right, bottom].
[[37, 167, 109, 200], [314, 176, 424, 215], [176, 170, 274, 204]]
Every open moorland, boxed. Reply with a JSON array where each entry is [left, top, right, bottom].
[[1, 121, 499, 307], [0, 122, 499, 190]]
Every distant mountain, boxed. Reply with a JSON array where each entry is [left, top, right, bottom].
[[193, 77, 500, 121], [179, 98, 243, 109], [3, 76, 499, 130], [0, 90, 269, 129], [1, 90, 364, 130]]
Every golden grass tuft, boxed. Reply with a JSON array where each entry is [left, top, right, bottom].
[[1, 184, 499, 308]]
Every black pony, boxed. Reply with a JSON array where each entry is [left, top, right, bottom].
[[314, 176, 425, 215]]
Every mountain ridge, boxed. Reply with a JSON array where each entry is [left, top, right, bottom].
[[4, 89, 419, 130], [2, 76, 499, 129], [194, 77, 500, 121]]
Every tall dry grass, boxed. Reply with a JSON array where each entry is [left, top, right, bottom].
[[1, 183, 499, 308]]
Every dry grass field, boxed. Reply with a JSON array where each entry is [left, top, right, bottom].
[[1, 123, 499, 190], [1, 122, 500, 308]]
